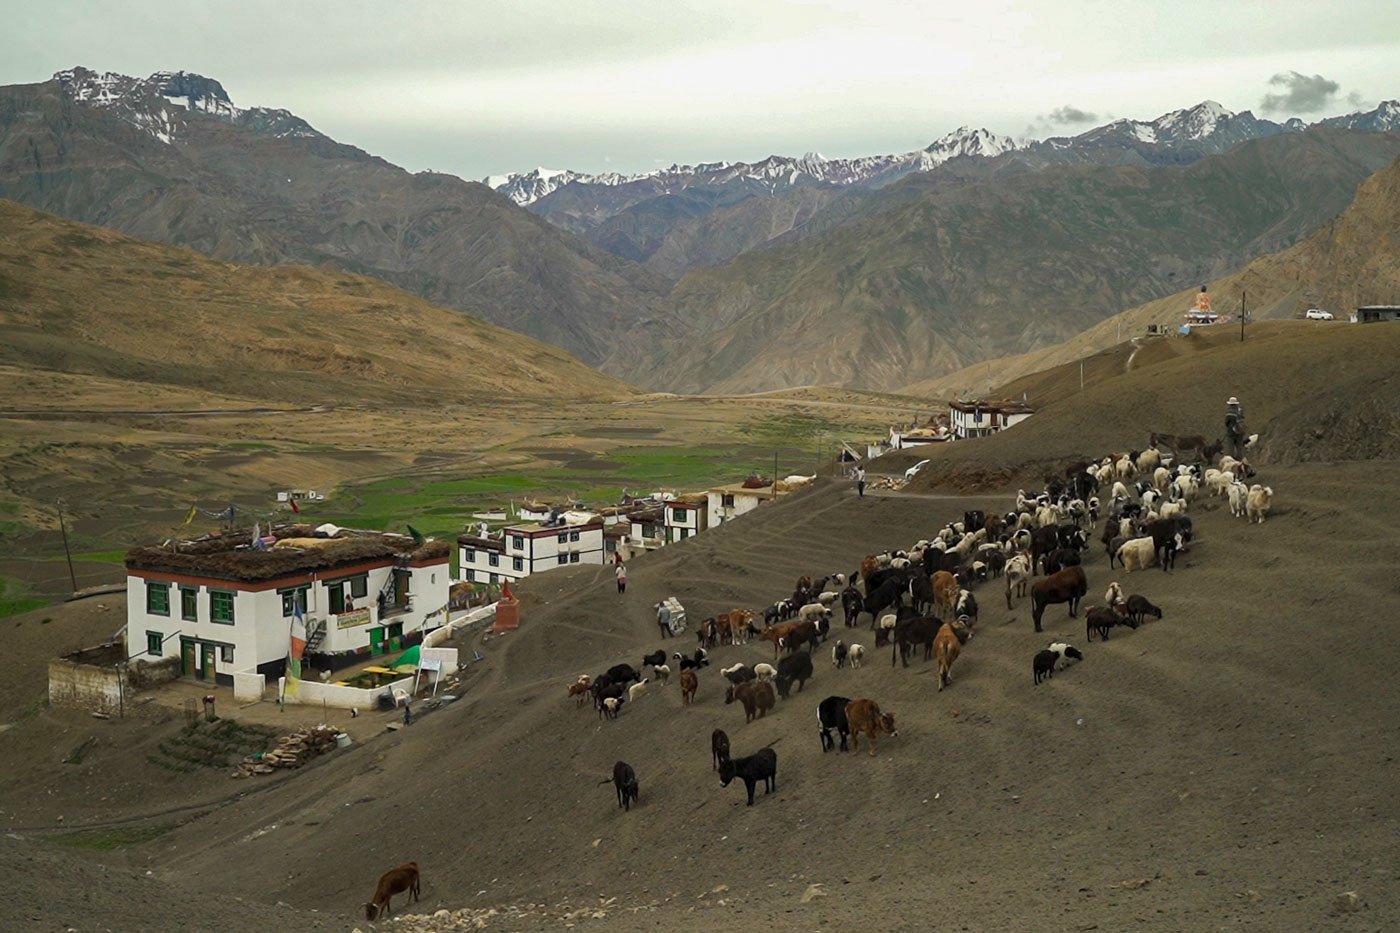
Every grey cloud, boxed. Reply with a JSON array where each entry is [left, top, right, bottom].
[[1043, 105, 1098, 125], [1259, 71, 1339, 113]]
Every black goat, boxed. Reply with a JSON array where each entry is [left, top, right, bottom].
[[1033, 649, 1059, 685], [641, 650, 666, 669]]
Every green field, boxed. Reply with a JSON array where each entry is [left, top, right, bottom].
[[0, 576, 45, 618]]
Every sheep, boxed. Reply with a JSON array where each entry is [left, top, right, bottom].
[[1116, 536, 1158, 572], [1205, 468, 1236, 497], [1227, 481, 1248, 518], [651, 664, 670, 686], [1047, 641, 1084, 669], [797, 602, 831, 625], [1104, 581, 1124, 607], [832, 639, 849, 669], [1172, 474, 1200, 501], [817, 590, 841, 607], [847, 643, 865, 668], [1159, 500, 1186, 521], [1246, 485, 1273, 524], [627, 678, 650, 703], [1151, 465, 1171, 491], [1115, 455, 1136, 479], [1124, 594, 1163, 624], [1004, 552, 1032, 609], [1086, 604, 1132, 641], [602, 696, 624, 719], [1033, 649, 1059, 685], [753, 663, 777, 682]]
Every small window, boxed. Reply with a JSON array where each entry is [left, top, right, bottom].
[[558, 553, 568, 565], [220, 645, 234, 664], [571, 530, 581, 542], [489, 573, 498, 584], [463, 547, 476, 562], [557, 531, 568, 543], [146, 631, 162, 656], [146, 581, 170, 616], [180, 586, 198, 621], [464, 569, 475, 583], [672, 507, 685, 523], [488, 553, 500, 567], [512, 557, 523, 572], [512, 535, 525, 550], [431, 573, 436, 584], [722, 494, 735, 508], [327, 581, 345, 615], [350, 576, 368, 599], [209, 590, 235, 624], [569, 552, 580, 563], [280, 587, 308, 618]]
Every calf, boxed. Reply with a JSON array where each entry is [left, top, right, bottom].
[[711, 728, 730, 771], [613, 760, 639, 811], [1030, 566, 1087, 633], [817, 695, 852, 752], [567, 680, 592, 706], [775, 651, 815, 698], [680, 668, 698, 706], [365, 862, 421, 921], [934, 619, 973, 691], [725, 681, 776, 722], [719, 747, 778, 806], [845, 698, 898, 757]]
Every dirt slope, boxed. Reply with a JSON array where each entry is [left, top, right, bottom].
[[0, 464, 1352, 931]]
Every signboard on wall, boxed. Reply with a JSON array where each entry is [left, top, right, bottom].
[[336, 607, 371, 629]]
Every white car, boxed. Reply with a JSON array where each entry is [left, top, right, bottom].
[[1305, 308, 1334, 320], [904, 459, 931, 481]]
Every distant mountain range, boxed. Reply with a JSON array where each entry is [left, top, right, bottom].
[[0, 67, 665, 366], [604, 128, 1400, 394], [485, 99, 1400, 278]]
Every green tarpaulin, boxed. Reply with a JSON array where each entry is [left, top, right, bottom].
[[391, 645, 421, 672]]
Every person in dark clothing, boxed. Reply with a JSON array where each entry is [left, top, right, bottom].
[[403, 698, 412, 726], [1225, 396, 1246, 459]]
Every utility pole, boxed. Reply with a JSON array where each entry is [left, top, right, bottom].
[[56, 498, 78, 595], [1079, 361, 1085, 391], [1240, 290, 1247, 343], [773, 451, 779, 500]]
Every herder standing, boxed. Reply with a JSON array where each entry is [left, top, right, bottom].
[[855, 466, 866, 499], [615, 562, 628, 595], [1225, 397, 1246, 460]]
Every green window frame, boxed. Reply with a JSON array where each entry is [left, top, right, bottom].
[[146, 631, 162, 656], [146, 581, 170, 616], [327, 582, 345, 615], [209, 589, 235, 624], [280, 586, 309, 618], [180, 586, 198, 621]]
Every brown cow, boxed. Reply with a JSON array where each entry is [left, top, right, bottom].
[[725, 681, 775, 722], [1030, 565, 1088, 633], [680, 668, 698, 706], [845, 699, 898, 757], [365, 862, 421, 921], [933, 619, 973, 691], [759, 620, 803, 658], [933, 570, 960, 621], [567, 680, 592, 707], [718, 608, 754, 645], [859, 555, 879, 582]]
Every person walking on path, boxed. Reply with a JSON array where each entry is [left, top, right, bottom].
[[615, 562, 628, 595], [656, 601, 673, 639], [402, 697, 412, 726], [855, 466, 866, 499], [1225, 396, 1246, 460]]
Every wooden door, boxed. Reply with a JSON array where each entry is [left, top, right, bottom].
[[181, 639, 196, 677], [199, 643, 216, 680]]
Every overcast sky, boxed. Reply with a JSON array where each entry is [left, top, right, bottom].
[[8, 0, 1398, 180]]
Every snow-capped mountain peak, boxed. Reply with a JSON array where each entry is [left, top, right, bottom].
[[53, 66, 324, 145], [1155, 100, 1233, 139]]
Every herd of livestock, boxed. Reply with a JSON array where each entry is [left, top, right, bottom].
[[362, 439, 1279, 919], [581, 439, 1277, 816]]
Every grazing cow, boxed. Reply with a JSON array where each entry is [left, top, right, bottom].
[[725, 681, 776, 722], [680, 669, 698, 706], [891, 615, 941, 668], [845, 698, 898, 757], [711, 729, 730, 771], [719, 747, 778, 806], [777, 619, 822, 655], [365, 862, 421, 921], [613, 760, 639, 811], [774, 651, 814, 698], [817, 695, 852, 752], [933, 619, 973, 691], [1030, 566, 1088, 633]]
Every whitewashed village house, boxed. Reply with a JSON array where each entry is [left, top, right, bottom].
[[458, 518, 604, 584], [706, 482, 778, 528], [949, 398, 1034, 440], [125, 526, 451, 684], [663, 496, 708, 542]]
